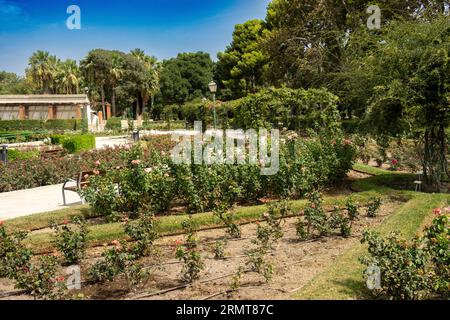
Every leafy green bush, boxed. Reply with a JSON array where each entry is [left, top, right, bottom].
[[8, 149, 39, 162], [105, 117, 122, 131], [423, 212, 449, 297], [83, 132, 356, 218], [361, 230, 431, 300], [329, 207, 352, 237], [213, 205, 242, 239], [366, 197, 382, 218], [232, 87, 340, 131], [51, 217, 89, 265], [88, 240, 149, 291], [0, 221, 32, 279], [61, 134, 96, 153], [175, 218, 204, 282], [296, 191, 330, 239], [360, 209, 449, 300], [50, 134, 66, 145], [14, 255, 67, 300], [123, 214, 159, 257]]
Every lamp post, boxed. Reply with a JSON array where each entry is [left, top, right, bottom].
[[208, 81, 217, 129]]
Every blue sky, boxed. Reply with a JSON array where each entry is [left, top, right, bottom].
[[0, 0, 271, 75]]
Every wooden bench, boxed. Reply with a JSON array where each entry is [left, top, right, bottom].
[[62, 171, 101, 206]]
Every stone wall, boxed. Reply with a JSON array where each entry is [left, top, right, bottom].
[[56, 105, 77, 119], [28, 106, 49, 120], [0, 106, 19, 120], [0, 105, 78, 120]]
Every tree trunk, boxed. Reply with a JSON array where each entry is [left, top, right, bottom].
[[135, 95, 140, 120], [112, 86, 116, 116], [423, 123, 447, 193], [101, 84, 106, 116]]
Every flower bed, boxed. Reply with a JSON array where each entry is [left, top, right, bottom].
[[0, 147, 125, 192], [82, 133, 357, 220], [0, 135, 176, 193]]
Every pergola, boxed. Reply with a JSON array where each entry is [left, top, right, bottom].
[[0, 94, 90, 120]]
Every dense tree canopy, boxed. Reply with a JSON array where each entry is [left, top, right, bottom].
[[359, 16, 450, 191], [262, 0, 450, 88], [159, 52, 214, 104], [0, 71, 32, 94], [215, 19, 268, 100], [80, 49, 159, 117]]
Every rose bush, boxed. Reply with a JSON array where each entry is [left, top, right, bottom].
[[360, 208, 449, 300], [82, 131, 356, 219]]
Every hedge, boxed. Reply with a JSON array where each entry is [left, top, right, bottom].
[[61, 134, 96, 154], [0, 119, 82, 131], [157, 88, 341, 131]]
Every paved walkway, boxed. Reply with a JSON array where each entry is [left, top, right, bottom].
[[95, 136, 131, 149], [0, 184, 82, 221]]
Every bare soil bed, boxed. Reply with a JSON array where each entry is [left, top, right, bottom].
[[0, 199, 402, 300]]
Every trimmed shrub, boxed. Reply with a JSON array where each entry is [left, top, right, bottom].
[[0, 120, 44, 131], [105, 117, 122, 131], [0, 119, 81, 131], [50, 134, 66, 145], [62, 134, 96, 154], [45, 119, 81, 131], [7, 149, 40, 162]]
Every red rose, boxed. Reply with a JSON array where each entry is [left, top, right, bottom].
[[433, 208, 442, 215]]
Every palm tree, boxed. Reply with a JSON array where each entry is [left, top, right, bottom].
[[131, 48, 160, 116], [46, 55, 60, 94], [27, 51, 54, 93], [56, 60, 80, 94], [110, 53, 124, 116]]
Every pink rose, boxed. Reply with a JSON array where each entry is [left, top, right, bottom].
[[95, 160, 101, 166], [433, 208, 442, 215]]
